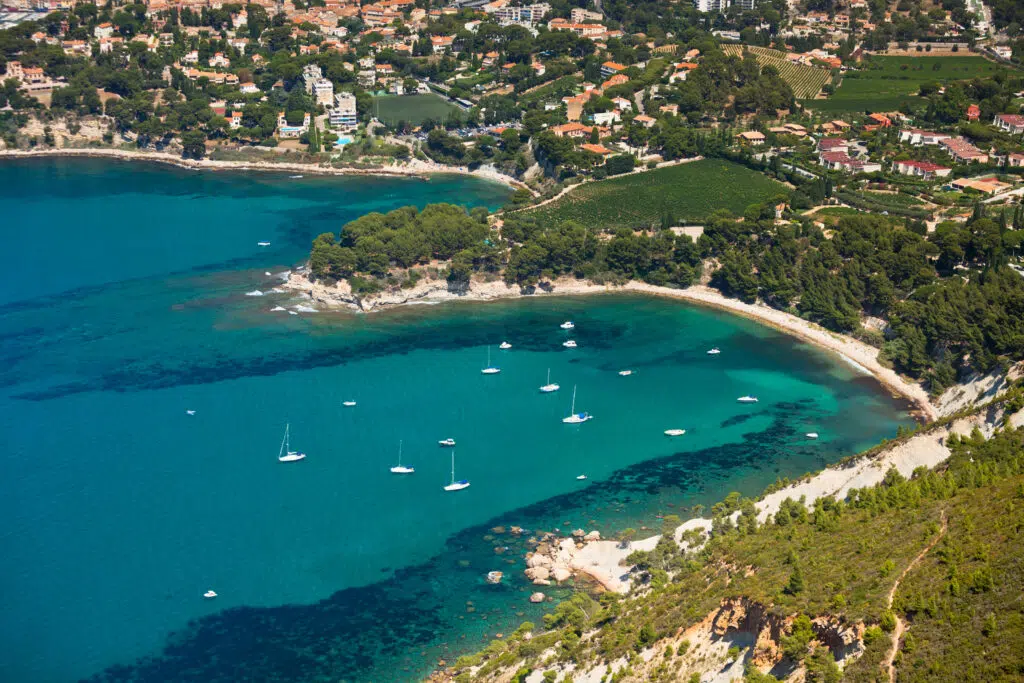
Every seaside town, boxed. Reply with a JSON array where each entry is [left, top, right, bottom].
[[7, 0, 1024, 682], [0, 0, 1022, 209]]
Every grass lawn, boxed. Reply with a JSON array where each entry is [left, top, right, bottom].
[[523, 159, 789, 228], [803, 55, 1012, 114], [371, 94, 462, 126]]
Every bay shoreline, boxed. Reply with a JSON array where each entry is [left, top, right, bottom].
[[0, 147, 525, 190], [288, 273, 937, 422]]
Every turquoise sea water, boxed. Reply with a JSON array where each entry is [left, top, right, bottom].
[[0, 159, 913, 682]]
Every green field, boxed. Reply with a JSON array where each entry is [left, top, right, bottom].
[[523, 159, 789, 228], [371, 94, 462, 126], [723, 45, 831, 98], [804, 55, 1011, 113]]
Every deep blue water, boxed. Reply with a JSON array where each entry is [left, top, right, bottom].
[[0, 159, 913, 682]]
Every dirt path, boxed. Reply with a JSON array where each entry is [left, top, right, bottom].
[[884, 510, 948, 682]]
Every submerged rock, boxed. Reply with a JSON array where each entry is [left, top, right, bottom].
[[529, 592, 545, 603]]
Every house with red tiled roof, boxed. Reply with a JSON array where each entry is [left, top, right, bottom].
[[892, 159, 952, 179], [993, 113, 1024, 135], [966, 104, 980, 121]]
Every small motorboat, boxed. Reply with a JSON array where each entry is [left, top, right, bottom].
[[618, 370, 632, 376], [737, 396, 759, 403], [664, 429, 686, 437], [560, 321, 575, 330], [438, 438, 456, 447], [806, 432, 819, 439], [257, 241, 271, 247], [499, 341, 512, 350], [576, 474, 587, 480], [186, 409, 196, 416], [562, 340, 577, 349], [264, 271, 273, 276], [203, 590, 217, 599], [289, 175, 304, 179], [342, 401, 357, 407], [486, 571, 504, 584], [707, 348, 721, 355]]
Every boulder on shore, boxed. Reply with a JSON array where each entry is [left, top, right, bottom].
[[525, 566, 550, 581], [532, 578, 551, 586], [529, 592, 545, 603], [552, 567, 572, 582], [584, 530, 601, 542]]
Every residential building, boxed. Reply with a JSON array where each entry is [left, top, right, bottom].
[[817, 137, 849, 154], [208, 52, 230, 68], [94, 22, 114, 39], [950, 177, 1010, 194], [277, 111, 311, 138], [736, 130, 765, 145], [993, 113, 1024, 135], [581, 143, 615, 161], [633, 114, 656, 128], [966, 103, 980, 121], [491, 2, 550, 25], [592, 111, 621, 126], [551, 122, 591, 138], [229, 111, 243, 129], [941, 136, 988, 163], [819, 151, 881, 173], [570, 8, 602, 22], [1007, 153, 1024, 168], [892, 160, 952, 179], [694, 0, 730, 11], [4, 61, 24, 81], [239, 82, 260, 94], [329, 92, 358, 130], [899, 128, 950, 146], [600, 61, 626, 77], [735, 0, 756, 8], [431, 35, 455, 53]]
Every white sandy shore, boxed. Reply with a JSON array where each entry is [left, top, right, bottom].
[[289, 273, 936, 421], [0, 147, 526, 190]]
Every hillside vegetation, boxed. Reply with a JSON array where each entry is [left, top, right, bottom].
[[447, 413, 1024, 683]]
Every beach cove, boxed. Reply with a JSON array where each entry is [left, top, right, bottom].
[[0, 158, 914, 682]]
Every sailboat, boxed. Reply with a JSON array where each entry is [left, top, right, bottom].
[[707, 348, 721, 355], [481, 346, 501, 374], [203, 590, 218, 599], [390, 440, 414, 474], [443, 451, 470, 491], [277, 423, 306, 462], [561, 385, 593, 424], [539, 368, 560, 393], [664, 429, 687, 437], [737, 396, 759, 403], [438, 438, 456, 447]]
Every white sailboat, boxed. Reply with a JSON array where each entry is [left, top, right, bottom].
[[576, 474, 588, 480], [342, 400, 357, 407], [539, 368, 560, 393], [707, 348, 721, 355], [203, 590, 217, 599], [806, 432, 819, 439], [561, 385, 593, 424], [443, 451, 470, 491], [481, 346, 500, 374], [390, 440, 414, 474], [664, 429, 687, 437], [277, 423, 306, 462], [499, 341, 512, 350], [737, 396, 759, 403], [257, 241, 271, 247], [438, 438, 456, 447], [560, 321, 575, 330]]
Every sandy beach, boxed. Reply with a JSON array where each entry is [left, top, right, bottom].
[[0, 147, 526, 191], [289, 272, 936, 421]]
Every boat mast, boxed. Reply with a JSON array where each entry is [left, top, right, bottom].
[[450, 451, 455, 484], [570, 385, 576, 414]]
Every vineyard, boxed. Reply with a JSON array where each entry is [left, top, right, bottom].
[[723, 45, 832, 99], [522, 159, 789, 228]]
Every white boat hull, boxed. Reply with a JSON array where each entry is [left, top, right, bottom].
[[203, 590, 217, 599], [618, 370, 632, 376], [499, 343, 512, 349], [562, 415, 593, 424], [664, 429, 686, 436], [278, 452, 306, 462], [540, 384, 560, 392], [562, 341, 577, 348], [390, 466, 415, 474], [481, 368, 501, 374], [576, 475, 587, 480], [737, 397, 759, 403], [438, 439, 456, 447], [444, 481, 471, 491], [343, 401, 357, 407], [806, 432, 819, 439]]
